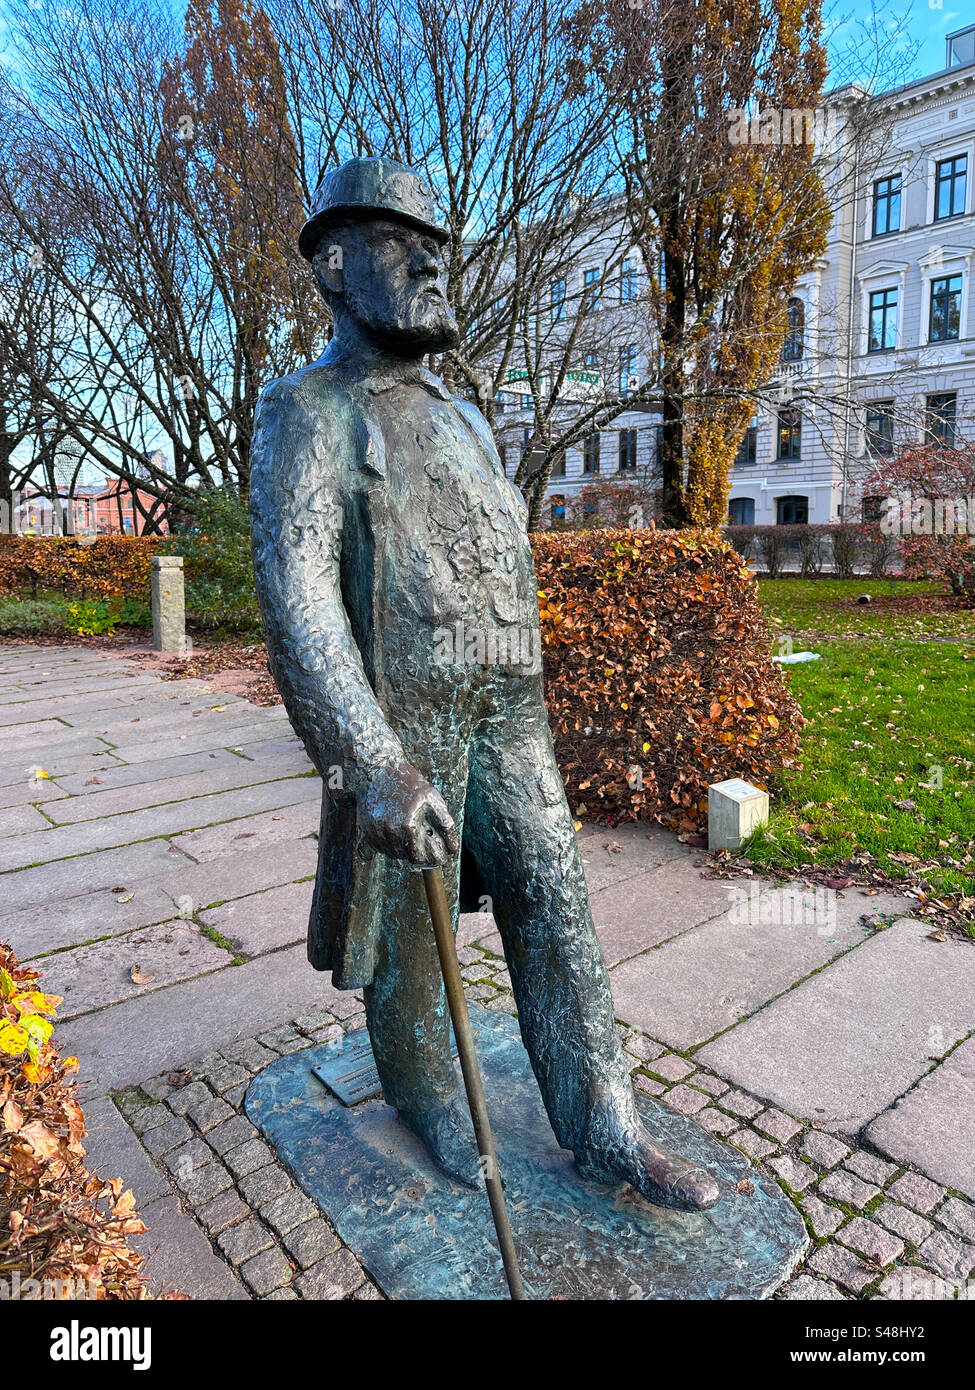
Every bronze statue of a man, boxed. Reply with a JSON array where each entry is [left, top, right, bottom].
[[250, 156, 718, 1210]]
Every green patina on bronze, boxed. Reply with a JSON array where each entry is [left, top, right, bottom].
[[246, 1009, 809, 1300], [250, 155, 721, 1209]]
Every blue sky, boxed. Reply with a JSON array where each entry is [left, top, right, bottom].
[[826, 0, 973, 86], [0, 3, 970, 90]]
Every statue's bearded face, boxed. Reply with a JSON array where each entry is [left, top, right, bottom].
[[315, 216, 459, 355]]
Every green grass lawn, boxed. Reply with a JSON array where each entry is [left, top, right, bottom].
[[747, 579, 975, 924], [759, 577, 975, 640]]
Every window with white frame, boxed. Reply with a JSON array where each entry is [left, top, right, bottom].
[[872, 175, 902, 236], [935, 155, 967, 221], [868, 287, 898, 352], [583, 266, 601, 310], [929, 274, 963, 342]]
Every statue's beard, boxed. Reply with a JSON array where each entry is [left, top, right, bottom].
[[343, 282, 460, 356]]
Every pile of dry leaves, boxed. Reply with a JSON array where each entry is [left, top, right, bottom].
[[698, 847, 974, 942], [0, 941, 182, 1299]]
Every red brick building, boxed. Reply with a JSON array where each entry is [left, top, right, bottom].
[[16, 480, 167, 536]]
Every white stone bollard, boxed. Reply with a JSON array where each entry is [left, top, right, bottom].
[[151, 554, 188, 653], [708, 777, 769, 851]]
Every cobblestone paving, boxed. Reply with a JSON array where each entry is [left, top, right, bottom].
[[112, 969, 975, 1300], [4, 645, 974, 1300]]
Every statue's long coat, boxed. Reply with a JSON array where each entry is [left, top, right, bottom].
[[249, 345, 493, 988]]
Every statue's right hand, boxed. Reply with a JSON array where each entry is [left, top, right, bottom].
[[358, 761, 459, 867]]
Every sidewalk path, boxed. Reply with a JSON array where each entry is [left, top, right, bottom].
[[3, 644, 973, 1300]]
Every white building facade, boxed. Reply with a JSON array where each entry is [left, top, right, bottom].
[[508, 25, 975, 527]]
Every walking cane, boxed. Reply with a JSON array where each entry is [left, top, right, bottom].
[[421, 865, 526, 1300]]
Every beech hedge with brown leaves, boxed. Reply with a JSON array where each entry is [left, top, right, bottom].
[[0, 536, 162, 600], [533, 528, 803, 828], [0, 941, 170, 1300]]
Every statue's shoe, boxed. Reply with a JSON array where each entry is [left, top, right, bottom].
[[576, 1127, 720, 1211], [397, 1095, 485, 1190]]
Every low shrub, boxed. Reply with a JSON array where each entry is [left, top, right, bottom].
[[725, 522, 895, 578], [0, 597, 69, 636], [830, 524, 859, 579], [0, 594, 152, 637], [163, 489, 261, 634], [863, 443, 975, 596], [533, 528, 803, 827], [0, 941, 165, 1299]]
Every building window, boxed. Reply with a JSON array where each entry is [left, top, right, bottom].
[[935, 155, 967, 220], [583, 432, 601, 475], [583, 267, 601, 310], [868, 287, 898, 352], [550, 279, 566, 323], [862, 495, 886, 523], [777, 407, 802, 459], [872, 175, 902, 236], [618, 344, 638, 396], [728, 497, 755, 525], [618, 428, 637, 471], [653, 423, 665, 469], [782, 298, 805, 361], [948, 26, 975, 67], [926, 392, 957, 448], [735, 421, 758, 465], [520, 394, 532, 409], [776, 494, 808, 525], [620, 257, 638, 303], [550, 451, 566, 477], [865, 402, 895, 456], [929, 274, 962, 342], [550, 494, 566, 525], [583, 350, 600, 371]]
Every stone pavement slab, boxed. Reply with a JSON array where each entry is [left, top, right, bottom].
[[576, 823, 694, 893], [111, 720, 294, 765], [0, 837, 189, 912], [58, 943, 351, 1096], [0, 804, 53, 837], [142, 836, 319, 913], [53, 747, 242, 795], [81, 705, 283, 750], [38, 750, 311, 824], [866, 1036, 975, 1199], [0, 778, 70, 810], [133, 1193, 249, 1299], [591, 858, 741, 964], [608, 884, 894, 1049], [698, 918, 975, 1132], [0, 715, 69, 741], [0, 673, 162, 703], [235, 734, 310, 761], [7, 882, 192, 960], [170, 798, 320, 862], [201, 882, 311, 957], [0, 735, 118, 779], [81, 1096, 172, 1208], [0, 773, 320, 871], [4, 680, 212, 717], [40, 920, 230, 1020]]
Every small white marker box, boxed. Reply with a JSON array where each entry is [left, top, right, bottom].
[[708, 778, 769, 851]]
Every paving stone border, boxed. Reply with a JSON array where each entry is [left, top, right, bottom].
[[111, 955, 975, 1302]]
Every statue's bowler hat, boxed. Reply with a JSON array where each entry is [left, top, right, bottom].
[[298, 156, 449, 262]]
